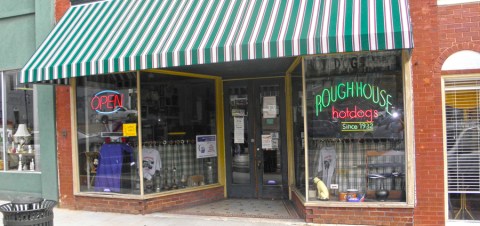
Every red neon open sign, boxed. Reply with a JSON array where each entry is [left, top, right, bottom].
[[90, 90, 124, 114]]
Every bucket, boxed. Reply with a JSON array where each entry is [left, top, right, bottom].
[[347, 189, 358, 200]]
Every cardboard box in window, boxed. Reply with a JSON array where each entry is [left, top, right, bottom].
[[263, 118, 279, 131]]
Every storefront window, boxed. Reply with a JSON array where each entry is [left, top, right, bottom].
[[76, 73, 139, 193], [292, 66, 306, 196], [1, 70, 40, 172], [139, 72, 217, 194], [304, 51, 406, 202], [444, 77, 480, 220], [76, 71, 218, 195]]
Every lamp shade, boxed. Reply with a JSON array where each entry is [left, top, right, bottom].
[[14, 124, 31, 137]]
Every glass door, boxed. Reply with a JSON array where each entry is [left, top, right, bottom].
[[224, 78, 287, 199]]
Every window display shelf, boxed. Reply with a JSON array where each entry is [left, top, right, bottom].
[[7, 152, 36, 171], [365, 150, 405, 201]]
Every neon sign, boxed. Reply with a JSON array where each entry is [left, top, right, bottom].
[[341, 122, 374, 132], [315, 82, 392, 118], [332, 106, 378, 122], [90, 90, 124, 114]]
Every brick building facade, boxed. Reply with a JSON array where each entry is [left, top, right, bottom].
[[46, 0, 480, 225]]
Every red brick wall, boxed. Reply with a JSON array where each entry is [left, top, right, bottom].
[[438, 3, 480, 55], [306, 207, 413, 226], [55, 0, 70, 22], [143, 187, 224, 214], [435, 2, 480, 72], [409, 1, 480, 226], [73, 187, 224, 214], [291, 191, 306, 219], [291, 192, 414, 225], [56, 85, 75, 209], [410, 1, 445, 225]]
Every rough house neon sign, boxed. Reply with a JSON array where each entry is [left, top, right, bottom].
[[90, 90, 124, 114], [315, 82, 393, 122]]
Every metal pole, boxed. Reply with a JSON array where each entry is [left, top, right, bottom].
[[1, 71, 6, 171]]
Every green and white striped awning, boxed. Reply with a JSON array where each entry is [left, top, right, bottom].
[[20, 0, 413, 83]]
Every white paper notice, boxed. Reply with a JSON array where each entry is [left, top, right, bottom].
[[196, 135, 217, 158], [234, 117, 244, 143], [262, 96, 277, 118], [232, 109, 245, 117], [272, 139, 279, 149], [261, 134, 273, 149]]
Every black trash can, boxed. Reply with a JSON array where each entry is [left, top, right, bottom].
[[0, 197, 57, 226]]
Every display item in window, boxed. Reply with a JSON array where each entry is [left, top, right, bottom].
[[205, 161, 213, 184], [9, 141, 16, 154], [171, 166, 178, 189], [313, 177, 329, 200], [155, 172, 161, 192], [162, 168, 170, 190], [317, 146, 337, 189], [375, 178, 390, 201], [180, 174, 187, 188], [17, 154, 22, 171], [13, 124, 31, 153], [142, 148, 161, 180], [94, 143, 135, 193], [29, 158, 34, 171]]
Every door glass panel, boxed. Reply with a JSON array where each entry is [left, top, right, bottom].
[[229, 87, 250, 184], [260, 85, 282, 186]]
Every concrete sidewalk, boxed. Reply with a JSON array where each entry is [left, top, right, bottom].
[[52, 208, 309, 226], [0, 201, 311, 226]]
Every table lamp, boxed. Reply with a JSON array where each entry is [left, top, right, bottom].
[[13, 124, 31, 153]]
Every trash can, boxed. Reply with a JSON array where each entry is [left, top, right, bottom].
[[0, 197, 57, 226]]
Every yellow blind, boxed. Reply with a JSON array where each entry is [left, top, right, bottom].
[[445, 78, 480, 193]]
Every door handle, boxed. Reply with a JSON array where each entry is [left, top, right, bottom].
[[257, 160, 262, 169]]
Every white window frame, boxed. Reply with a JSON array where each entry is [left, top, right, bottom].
[[442, 73, 480, 224]]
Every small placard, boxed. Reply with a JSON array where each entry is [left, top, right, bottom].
[[196, 135, 217, 158], [341, 122, 374, 132], [232, 109, 245, 116], [261, 134, 273, 149], [330, 184, 339, 190], [122, 123, 137, 137], [234, 117, 244, 143]]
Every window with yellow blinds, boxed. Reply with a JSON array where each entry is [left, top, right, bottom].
[[445, 78, 480, 193]]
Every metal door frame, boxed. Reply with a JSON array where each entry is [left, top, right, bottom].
[[224, 77, 288, 199]]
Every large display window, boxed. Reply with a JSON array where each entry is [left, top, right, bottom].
[[139, 72, 218, 194], [1, 70, 40, 172], [75, 71, 218, 195], [76, 73, 139, 194], [298, 51, 407, 203]]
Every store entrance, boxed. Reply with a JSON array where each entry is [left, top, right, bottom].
[[224, 78, 288, 199]]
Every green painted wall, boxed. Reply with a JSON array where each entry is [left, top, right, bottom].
[[0, 0, 54, 71], [0, 173, 42, 199], [0, 0, 58, 201], [38, 85, 58, 201]]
